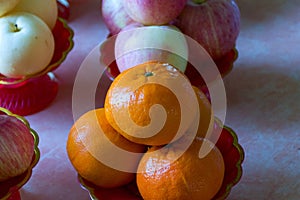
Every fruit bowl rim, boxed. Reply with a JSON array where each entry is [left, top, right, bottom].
[[0, 17, 74, 85], [214, 119, 245, 199], [0, 107, 40, 200]]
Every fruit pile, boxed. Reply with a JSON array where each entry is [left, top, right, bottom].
[[101, 0, 240, 76], [67, 61, 226, 199], [0, 0, 58, 79]]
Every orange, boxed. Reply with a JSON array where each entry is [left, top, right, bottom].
[[192, 86, 214, 138], [66, 108, 146, 188], [105, 61, 198, 146], [136, 137, 225, 200]]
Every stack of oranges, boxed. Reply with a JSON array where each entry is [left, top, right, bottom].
[[67, 61, 225, 200]]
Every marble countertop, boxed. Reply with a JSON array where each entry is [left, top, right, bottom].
[[20, 0, 300, 199]]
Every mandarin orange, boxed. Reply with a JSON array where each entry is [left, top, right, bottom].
[[192, 86, 214, 138], [66, 108, 146, 188], [104, 61, 198, 146], [136, 137, 225, 200]]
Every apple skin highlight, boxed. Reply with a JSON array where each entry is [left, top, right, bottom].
[[101, 0, 135, 35], [123, 0, 188, 25]]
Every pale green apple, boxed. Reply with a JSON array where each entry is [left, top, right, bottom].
[[12, 0, 58, 29], [0, 0, 20, 17], [115, 25, 189, 73], [0, 12, 55, 78]]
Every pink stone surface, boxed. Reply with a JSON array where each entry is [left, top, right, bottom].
[[18, 0, 300, 199]]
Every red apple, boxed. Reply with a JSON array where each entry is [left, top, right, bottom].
[[123, 0, 188, 25], [0, 115, 35, 182], [101, 0, 135, 35], [174, 0, 240, 60]]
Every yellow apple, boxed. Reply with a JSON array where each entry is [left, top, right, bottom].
[[0, 12, 55, 78], [0, 0, 20, 17], [12, 0, 58, 29]]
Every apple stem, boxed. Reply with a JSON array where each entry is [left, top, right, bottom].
[[192, 0, 206, 4], [13, 24, 21, 32]]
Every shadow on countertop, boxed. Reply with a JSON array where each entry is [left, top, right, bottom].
[[224, 63, 300, 131], [236, 0, 300, 29]]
